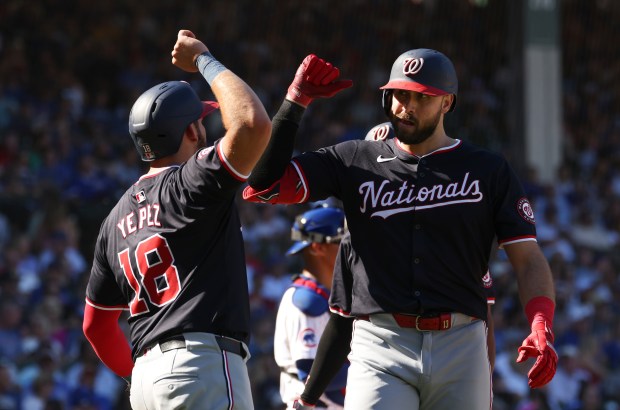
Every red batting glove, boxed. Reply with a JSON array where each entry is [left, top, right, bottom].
[[516, 315, 558, 388], [286, 54, 353, 107]]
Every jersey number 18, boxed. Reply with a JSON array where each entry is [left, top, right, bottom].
[[118, 234, 181, 316]]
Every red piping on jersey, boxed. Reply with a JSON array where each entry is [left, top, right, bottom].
[[293, 276, 329, 300], [85, 297, 128, 311], [498, 235, 537, 246], [329, 306, 353, 318], [291, 159, 310, 203], [394, 138, 462, 157], [135, 166, 180, 184], [216, 143, 248, 182]]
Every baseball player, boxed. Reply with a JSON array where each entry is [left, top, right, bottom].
[[364, 122, 498, 370], [82, 30, 271, 410], [243, 50, 557, 409], [274, 206, 348, 410]]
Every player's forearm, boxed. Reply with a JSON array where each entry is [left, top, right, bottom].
[[505, 242, 555, 307], [515, 256, 555, 308], [301, 313, 353, 405], [246, 100, 305, 190], [197, 53, 271, 175]]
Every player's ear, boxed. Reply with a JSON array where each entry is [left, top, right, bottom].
[[308, 242, 325, 256], [186, 121, 200, 142], [441, 95, 454, 114]]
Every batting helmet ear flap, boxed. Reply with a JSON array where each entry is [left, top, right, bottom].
[[382, 90, 393, 117]]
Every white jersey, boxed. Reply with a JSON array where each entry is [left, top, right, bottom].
[[274, 276, 343, 409]]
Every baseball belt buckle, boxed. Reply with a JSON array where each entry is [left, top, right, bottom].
[[415, 315, 427, 332]]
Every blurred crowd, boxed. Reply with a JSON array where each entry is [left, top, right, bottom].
[[0, 0, 619, 409]]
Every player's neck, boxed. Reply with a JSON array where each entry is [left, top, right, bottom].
[[398, 133, 455, 157], [146, 152, 189, 174], [301, 269, 331, 290]]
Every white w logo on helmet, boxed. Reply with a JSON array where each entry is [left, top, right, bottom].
[[402, 57, 424, 75]]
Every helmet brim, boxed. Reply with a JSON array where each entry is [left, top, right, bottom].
[[379, 80, 450, 97], [200, 101, 220, 118], [286, 241, 310, 255]]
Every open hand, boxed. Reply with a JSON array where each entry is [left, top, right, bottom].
[[516, 318, 558, 388]]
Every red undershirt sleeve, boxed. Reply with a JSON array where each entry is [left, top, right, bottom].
[[82, 302, 134, 377]]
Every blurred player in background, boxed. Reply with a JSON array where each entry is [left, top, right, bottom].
[[275, 205, 348, 410], [82, 30, 271, 410]]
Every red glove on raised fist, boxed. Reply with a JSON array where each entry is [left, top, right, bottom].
[[516, 298, 558, 389], [286, 54, 353, 107]]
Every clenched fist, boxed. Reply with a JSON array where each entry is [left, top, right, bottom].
[[172, 30, 208, 73], [286, 54, 353, 107]]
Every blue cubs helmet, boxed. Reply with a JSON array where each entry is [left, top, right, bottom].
[[380, 48, 458, 115], [286, 207, 347, 255], [128, 81, 219, 161], [364, 122, 395, 141]]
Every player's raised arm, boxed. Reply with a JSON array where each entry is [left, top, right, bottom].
[[172, 29, 271, 176], [243, 54, 352, 201]]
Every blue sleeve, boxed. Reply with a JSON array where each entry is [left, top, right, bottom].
[[295, 359, 348, 391], [296, 358, 313, 381], [292, 287, 329, 317]]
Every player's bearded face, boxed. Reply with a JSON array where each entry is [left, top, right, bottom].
[[390, 92, 442, 145], [389, 105, 442, 145]]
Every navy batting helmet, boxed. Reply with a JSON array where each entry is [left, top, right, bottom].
[[380, 48, 458, 115], [286, 207, 346, 255], [128, 81, 219, 161], [364, 122, 395, 141]]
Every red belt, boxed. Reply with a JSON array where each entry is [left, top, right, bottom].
[[358, 313, 455, 331]]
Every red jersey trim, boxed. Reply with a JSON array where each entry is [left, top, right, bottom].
[[135, 166, 180, 184], [85, 297, 128, 311], [290, 159, 309, 203], [395, 138, 462, 157], [329, 306, 353, 318], [498, 235, 537, 248], [216, 143, 249, 182]]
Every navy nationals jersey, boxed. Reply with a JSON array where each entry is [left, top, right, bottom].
[[86, 141, 250, 359], [292, 138, 536, 320]]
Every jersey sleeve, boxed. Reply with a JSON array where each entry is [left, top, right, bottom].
[[85, 227, 128, 309], [492, 159, 538, 247], [177, 140, 246, 203], [243, 141, 359, 205], [292, 142, 358, 203]]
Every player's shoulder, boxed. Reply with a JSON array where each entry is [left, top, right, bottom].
[[291, 276, 329, 317], [457, 140, 509, 167]]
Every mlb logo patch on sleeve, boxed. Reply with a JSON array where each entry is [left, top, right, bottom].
[[135, 190, 146, 204]]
